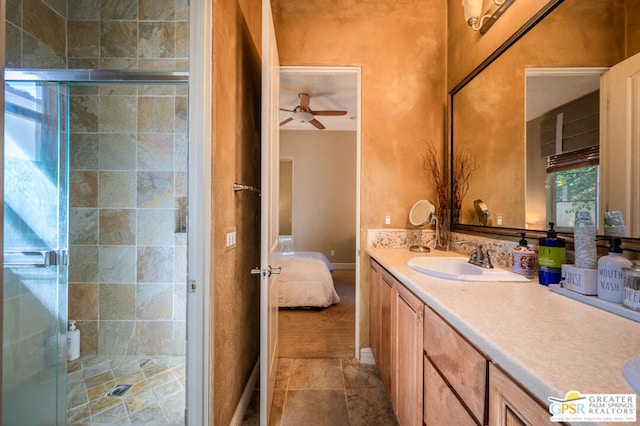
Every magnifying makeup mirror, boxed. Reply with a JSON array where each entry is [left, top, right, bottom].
[[474, 199, 492, 226], [409, 199, 435, 253]]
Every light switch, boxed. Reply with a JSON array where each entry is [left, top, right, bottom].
[[225, 230, 237, 248]]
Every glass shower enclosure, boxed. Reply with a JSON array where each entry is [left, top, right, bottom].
[[3, 78, 69, 425], [2, 69, 188, 425]]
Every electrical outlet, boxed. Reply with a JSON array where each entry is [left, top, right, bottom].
[[330, 250, 335, 256], [384, 215, 391, 225], [497, 215, 503, 226]]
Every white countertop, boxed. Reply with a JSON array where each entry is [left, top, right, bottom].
[[367, 248, 640, 426]]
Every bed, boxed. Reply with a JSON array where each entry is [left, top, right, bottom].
[[273, 251, 340, 308]]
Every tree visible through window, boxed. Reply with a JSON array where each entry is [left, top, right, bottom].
[[547, 165, 599, 229]]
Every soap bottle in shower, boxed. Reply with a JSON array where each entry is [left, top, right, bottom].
[[597, 237, 631, 303], [67, 321, 80, 361]]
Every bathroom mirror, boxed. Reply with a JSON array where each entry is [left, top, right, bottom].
[[409, 199, 434, 252], [450, 0, 638, 237]]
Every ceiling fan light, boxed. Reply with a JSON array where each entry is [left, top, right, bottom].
[[293, 111, 314, 123]]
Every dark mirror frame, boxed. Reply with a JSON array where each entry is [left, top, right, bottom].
[[447, 0, 640, 253]]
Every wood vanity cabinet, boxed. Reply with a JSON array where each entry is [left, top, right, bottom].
[[423, 306, 488, 425], [369, 260, 381, 372], [393, 283, 424, 426], [368, 259, 423, 425], [489, 363, 557, 426], [369, 259, 394, 395], [368, 257, 553, 426]]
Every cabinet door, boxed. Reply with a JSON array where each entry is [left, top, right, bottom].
[[369, 259, 381, 366], [424, 355, 477, 426], [489, 363, 556, 426], [379, 268, 395, 395], [394, 283, 424, 426]]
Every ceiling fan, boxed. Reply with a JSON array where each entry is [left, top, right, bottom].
[[279, 93, 347, 129]]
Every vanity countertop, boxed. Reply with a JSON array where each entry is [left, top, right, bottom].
[[367, 248, 640, 424]]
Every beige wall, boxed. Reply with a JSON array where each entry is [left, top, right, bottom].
[[272, 0, 447, 348], [280, 130, 357, 263], [211, 0, 262, 423]]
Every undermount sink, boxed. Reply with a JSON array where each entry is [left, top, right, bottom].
[[623, 357, 640, 394], [407, 257, 530, 282]]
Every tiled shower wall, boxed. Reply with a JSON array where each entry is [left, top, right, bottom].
[[5, 0, 190, 356], [6, 0, 188, 71], [68, 83, 188, 356]]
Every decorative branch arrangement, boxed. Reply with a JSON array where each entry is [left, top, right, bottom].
[[423, 142, 451, 250], [423, 142, 449, 214], [451, 146, 478, 221], [423, 141, 478, 249]]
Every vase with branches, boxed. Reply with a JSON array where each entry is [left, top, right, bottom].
[[424, 142, 478, 250], [452, 146, 478, 223], [424, 142, 451, 250]]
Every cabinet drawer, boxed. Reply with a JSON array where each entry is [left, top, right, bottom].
[[424, 355, 477, 426], [489, 363, 557, 426], [370, 258, 381, 272], [424, 307, 487, 424], [380, 268, 395, 288]]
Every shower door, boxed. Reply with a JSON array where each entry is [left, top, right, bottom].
[[3, 79, 69, 425]]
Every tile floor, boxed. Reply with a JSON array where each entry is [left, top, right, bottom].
[[242, 358, 398, 426], [66, 355, 185, 425]]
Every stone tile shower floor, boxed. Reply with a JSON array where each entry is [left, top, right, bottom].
[[66, 355, 185, 425]]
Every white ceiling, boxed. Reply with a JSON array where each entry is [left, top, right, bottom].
[[279, 69, 358, 131], [526, 73, 602, 121]]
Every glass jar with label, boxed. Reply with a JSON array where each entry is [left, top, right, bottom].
[[622, 260, 640, 311]]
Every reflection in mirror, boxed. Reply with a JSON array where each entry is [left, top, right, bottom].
[[525, 69, 604, 233], [450, 0, 638, 237], [279, 158, 293, 235]]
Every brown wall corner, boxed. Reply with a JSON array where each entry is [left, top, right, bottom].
[[211, 0, 262, 424]]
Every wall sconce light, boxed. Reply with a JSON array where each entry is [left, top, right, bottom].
[[461, 0, 515, 33]]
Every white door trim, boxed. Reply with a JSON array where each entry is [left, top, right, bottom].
[[187, 0, 212, 423]]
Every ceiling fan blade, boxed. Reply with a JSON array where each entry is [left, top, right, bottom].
[[311, 110, 348, 116], [309, 119, 325, 130], [299, 93, 311, 110], [280, 108, 295, 112], [280, 117, 293, 126]]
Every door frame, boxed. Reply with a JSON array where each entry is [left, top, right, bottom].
[[187, 0, 211, 423], [278, 65, 362, 358]]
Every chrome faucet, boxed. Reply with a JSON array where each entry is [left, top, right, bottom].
[[456, 241, 494, 269]]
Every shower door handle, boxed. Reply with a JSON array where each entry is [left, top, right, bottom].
[[3, 250, 68, 268]]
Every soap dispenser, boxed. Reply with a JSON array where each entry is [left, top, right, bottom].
[[511, 233, 537, 277], [597, 237, 632, 303], [67, 321, 80, 361], [538, 222, 566, 285]]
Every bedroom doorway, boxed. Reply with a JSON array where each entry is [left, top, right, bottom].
[[277, 67, 361, 358]]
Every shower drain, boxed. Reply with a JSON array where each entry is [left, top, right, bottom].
[[107, 384, 132, 397]]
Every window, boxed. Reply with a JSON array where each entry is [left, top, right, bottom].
[[546, 146, 599, 230]]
